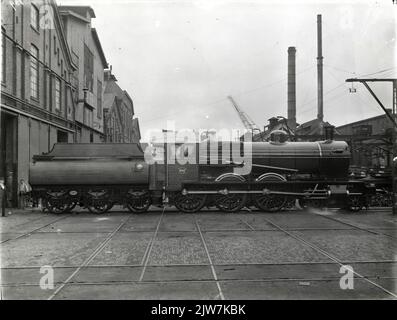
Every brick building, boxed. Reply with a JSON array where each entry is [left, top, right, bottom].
[[103, 69, 140, 143], [59, 5, 108, 142], [1, 0, 77, 206]]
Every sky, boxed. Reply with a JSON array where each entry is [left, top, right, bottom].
[[58, 0, 396, 140]]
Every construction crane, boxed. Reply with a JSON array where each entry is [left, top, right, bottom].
[[227, 96, 261, 135]]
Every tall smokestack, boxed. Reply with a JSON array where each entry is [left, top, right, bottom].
[[287, 46, 296, 131], [317, 14, 324, 122]]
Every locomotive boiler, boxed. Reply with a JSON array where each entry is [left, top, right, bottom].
[[29, 132, 376, 214]]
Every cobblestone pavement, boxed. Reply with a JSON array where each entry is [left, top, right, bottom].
[[1, 206, 396, 300]]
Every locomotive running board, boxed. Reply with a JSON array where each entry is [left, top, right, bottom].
[[183, 190, 328, 197]]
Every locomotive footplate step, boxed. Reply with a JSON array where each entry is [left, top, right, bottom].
[[1, 208, 396, 299]]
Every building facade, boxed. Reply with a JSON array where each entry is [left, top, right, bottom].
[[1, 0, 77, 207], [103, 69, 140, 143], [59, 5, 108, 143], [336, 113, 394, 168]]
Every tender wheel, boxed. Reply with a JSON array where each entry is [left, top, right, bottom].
[[126, 192, 152, 213], [215, 193, 247, 213], [174, 193, 207, 213], [348, 195, 362, 212], [85, 190, 112, 214], [254, 173, 287, 212], [65, 202, 77, 213], [45, 191, 71, 214]]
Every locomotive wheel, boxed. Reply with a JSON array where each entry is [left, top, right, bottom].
[[255, 194, 286, 212], [254, 173, 287, 212], [215, 193, 247, 213], [126, 192, 152, 213], [299, 198, 324, 210], [214, 174, 247, 213], [174, 194, 207, 213]]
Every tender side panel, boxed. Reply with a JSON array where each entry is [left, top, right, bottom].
[[30, 160, 149, 186]]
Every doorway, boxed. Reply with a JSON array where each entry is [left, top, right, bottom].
[[0, 111, 18, 207]]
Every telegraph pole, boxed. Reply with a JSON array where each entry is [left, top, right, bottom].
[[346, 78, 397, 215]]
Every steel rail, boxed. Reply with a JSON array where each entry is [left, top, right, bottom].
[[240, 215, 397, 299], [138, 208, 165, 282], [47, 214, 134, 300], [0, 214, 71, 244], [312, 211, 397, 239], [194, 216, 225, 300]]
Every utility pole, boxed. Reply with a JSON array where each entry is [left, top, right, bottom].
[[346, 78, 397, 215]]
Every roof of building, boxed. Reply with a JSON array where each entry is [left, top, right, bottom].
[[336, 113, 391, 129], [92, 28, 108, 68], [295, 118, 335, 136], [103, 93, 116, 110], [49, 0, 77, 71], [58, 6, 108, 68], [132, 118, 141, 140], [58, 6, 96, 19], [104, 71, 134, 114]]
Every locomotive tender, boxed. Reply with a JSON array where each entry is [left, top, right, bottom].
[[29, 131, 376, 214]]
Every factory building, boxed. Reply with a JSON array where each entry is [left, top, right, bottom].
[[1, 0, 77, 207]]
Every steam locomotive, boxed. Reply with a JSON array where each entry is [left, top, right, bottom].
[[29, 131, 383, 214]]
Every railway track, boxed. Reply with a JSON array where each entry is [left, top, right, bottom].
[[0, 214, 72, 244], [238, 214, 397, 299], [1, 208, 396, 299]]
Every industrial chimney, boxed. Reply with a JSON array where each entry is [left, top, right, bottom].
[[287, 46, 297, 131], [317, 14, 324, 122]]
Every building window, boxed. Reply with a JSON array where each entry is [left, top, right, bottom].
[[53, 36, 57, 54], [57, 130, 68, 143], [84, 44, 94, 92], [1, 32, 5, 83], [31, 4, 39, 30], [67, 90, 73, 118], [55, 78, 61, 111], [97, 80, 102, 119], [30, 45, 39, 99]]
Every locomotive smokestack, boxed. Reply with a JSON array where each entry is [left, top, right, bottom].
[[317, 14, 324, 122], [287, 46, 296, 131], [324, 125, 335, 141]]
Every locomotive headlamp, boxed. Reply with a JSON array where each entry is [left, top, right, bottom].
[[136, 163, 144, 171], [182, 188, 188, 196], [69, 190, 78, 196]]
